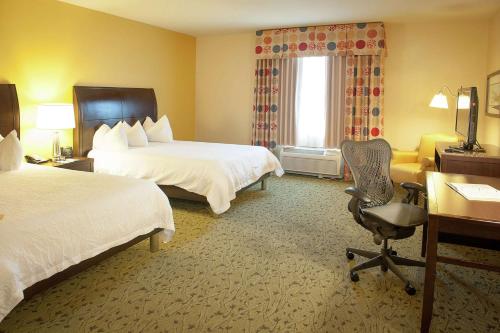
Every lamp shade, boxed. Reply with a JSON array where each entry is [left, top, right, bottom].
[[37, 104, 75, 130], [429, 93, 448, 109]]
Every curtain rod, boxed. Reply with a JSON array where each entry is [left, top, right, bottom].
[[256, 21, 384, 33]]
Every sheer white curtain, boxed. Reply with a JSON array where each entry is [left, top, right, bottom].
[[295, 56, 327, 148], [277, 58, 298, 146], [325, 56, 346, 148]]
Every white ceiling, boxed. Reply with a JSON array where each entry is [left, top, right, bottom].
[[60, 0, 500, 36]]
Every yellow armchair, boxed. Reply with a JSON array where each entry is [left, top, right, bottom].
[[391, 134, 458, 184]]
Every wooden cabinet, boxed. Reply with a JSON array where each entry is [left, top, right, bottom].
[[435, 142, 500, 177]]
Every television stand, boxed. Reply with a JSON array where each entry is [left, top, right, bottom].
[[435, 142, 500, 177], [447, 144, 486, 153]]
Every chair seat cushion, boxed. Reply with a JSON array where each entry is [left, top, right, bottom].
[[362, 202, 427, 228]]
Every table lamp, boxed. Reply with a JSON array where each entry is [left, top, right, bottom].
[[36, 104, 75, 161]]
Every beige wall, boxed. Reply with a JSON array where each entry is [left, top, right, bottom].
[[196, 20, 497, 150], [485, 11, 500, 146], [0, 0, 196, 156], [195, 33, 255, 144], [384, 20, 490, 150]]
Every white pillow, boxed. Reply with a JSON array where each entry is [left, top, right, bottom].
[[92, 123, 128, 151], [93, 124, 111, 149], [0, 130, 23, 171], [143, 116, 173, 143], [122, 121, 148, 147]]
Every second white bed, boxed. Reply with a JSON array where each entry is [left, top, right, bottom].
[[89, 141, 284, 214], [0, 164, 175, 321]]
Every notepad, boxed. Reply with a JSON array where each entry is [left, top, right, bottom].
[[56, 158, 77, 164], [447, 183, 500, 202]]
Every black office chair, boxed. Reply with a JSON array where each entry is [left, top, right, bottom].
[[341, 139, 427, 295]]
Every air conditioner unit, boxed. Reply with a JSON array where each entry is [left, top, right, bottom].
[[279, 146, 342, 178]]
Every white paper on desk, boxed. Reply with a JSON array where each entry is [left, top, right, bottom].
[[447, 182, 500, 202], [56, 158, 77, 164]]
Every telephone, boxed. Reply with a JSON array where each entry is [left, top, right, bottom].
[[25, 154, 49, 164]]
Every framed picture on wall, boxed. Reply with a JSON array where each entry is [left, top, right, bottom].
[[486, 70, 500, 117]]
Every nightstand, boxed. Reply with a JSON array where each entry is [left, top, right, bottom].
[[39, 157, 94, 172]]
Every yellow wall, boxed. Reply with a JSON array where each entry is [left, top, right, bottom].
[[196, 19, 498, 150], [485, 10, 500, 146], [0, 0, 196, 156], [196, 33, 255, 144], [384, 20, 490, 150]]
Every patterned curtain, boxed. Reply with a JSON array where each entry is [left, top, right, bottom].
[[253, 21, 386, 159], [252, 59, 280, 149], [343, 54, 384, 178], [255, 22, 385, 59]]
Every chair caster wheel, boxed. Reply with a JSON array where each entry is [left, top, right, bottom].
[[381, 264, 388, 272], [390, 250, 397, 256], [350, 272, 359, 282], [405, 283, 416, 296], [346, 251, 355, 260]]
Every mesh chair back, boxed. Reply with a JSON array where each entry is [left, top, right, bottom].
[[341, 139, 394, 208]]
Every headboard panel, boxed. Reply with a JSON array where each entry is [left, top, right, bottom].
[[0, 84, 20, 138], [73, 86, 157, 157]]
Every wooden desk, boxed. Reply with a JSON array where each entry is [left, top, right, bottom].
[[434, 142, 500, 177], [421, 172, 500, 333]]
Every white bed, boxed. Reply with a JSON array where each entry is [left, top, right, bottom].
[[89, 141, 284, 214], [0, 164, 175, 321]]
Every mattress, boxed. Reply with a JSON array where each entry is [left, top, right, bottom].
[[0, 164, 175, 321], [88, 141, 284, 214]]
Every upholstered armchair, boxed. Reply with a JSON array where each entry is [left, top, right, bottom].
[[391, 134, 458, 184]]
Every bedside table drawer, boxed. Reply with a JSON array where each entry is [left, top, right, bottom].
[[56, 158, 93, 172]]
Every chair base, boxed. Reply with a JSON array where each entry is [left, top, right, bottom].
[[346, 240, 425, 295]]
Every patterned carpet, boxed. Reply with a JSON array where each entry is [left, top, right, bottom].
[[1, 174, 499, 333]]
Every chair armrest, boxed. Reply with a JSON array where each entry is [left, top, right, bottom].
[[345, 187, 371, 204], [401, 182, 426, 193], [421, 156, 435, 168], [391, 150, 418, 165], [401, 182, 426, 205], [345, 187, 371, 225]]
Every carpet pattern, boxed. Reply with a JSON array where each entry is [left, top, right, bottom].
[[1, 175, 499, 333]]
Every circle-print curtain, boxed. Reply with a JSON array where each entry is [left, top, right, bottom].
[[252, 59, 280, 149], [343, 54, 384, 179], [255, 23, 385, 59], [253, 22, 385, 181], [344, 55, 384, 141]]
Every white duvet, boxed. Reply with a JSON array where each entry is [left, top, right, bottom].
[[0, 164, 174, 321], [89, 141, 284, 214]]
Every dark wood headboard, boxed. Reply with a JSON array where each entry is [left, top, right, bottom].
[[0, 84, 20, 138], [73, 86, 158, 157]]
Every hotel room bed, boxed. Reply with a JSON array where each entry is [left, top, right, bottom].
[[0, 165, 175, 321], [89, 141, 283, 214], [74, 86, 283, 214], [0, 84, 175, 321]]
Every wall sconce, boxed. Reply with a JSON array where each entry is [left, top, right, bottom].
[[429, 86, 455, 109], [429, 85, 470, 110]]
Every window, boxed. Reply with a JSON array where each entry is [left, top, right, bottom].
[[295, 56, 328, 148]]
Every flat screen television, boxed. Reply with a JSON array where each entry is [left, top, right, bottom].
[[455, 86, 478, 150]]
